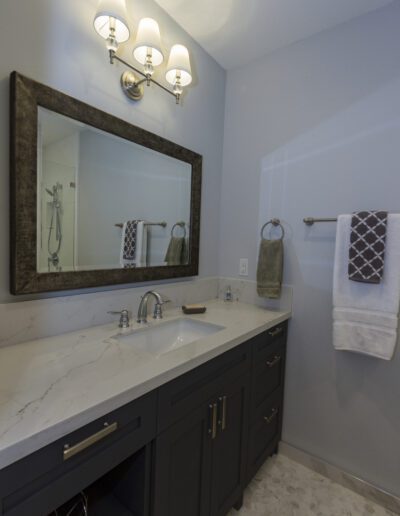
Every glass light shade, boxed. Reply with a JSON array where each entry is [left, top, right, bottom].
[[133, 18, 164, 67], [166, 44, 192, 87], [93, 0, 130, 43]]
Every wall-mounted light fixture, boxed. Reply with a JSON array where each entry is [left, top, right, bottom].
[[93, 0, 193, 104]]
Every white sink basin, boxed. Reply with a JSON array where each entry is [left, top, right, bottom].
[[115, 318, 225, 356]]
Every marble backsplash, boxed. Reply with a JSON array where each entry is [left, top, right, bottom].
[[0, 277, 219, 348], [218, 277, 293, 314], [0, 276, 293, 348]]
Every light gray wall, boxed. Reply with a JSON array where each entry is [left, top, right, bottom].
[[219, 2, 400, 496], [0, 0, 225, 302]]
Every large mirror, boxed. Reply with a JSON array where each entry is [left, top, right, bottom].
[[38, 108, 191, 272], [10, 72, 201, 294]]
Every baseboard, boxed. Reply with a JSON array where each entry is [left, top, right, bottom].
[[279, 442, 400, 514]]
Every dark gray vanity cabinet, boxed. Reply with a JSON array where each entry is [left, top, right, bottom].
[[246, 323, 287, 482], [152, 321, 287, 516], [0, 392, 157, 516], [152, 403, 213, 516], [0, 321, 288, 516], [209, 376, 249, 516], [153, 376, 250, 516], [153, 342, 252, 516]]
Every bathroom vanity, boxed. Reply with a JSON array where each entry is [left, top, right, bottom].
[[4, 72, 290, 515], [0, 301, 289, 516]]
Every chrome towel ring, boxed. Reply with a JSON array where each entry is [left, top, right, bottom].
[[260, 218, 285, 240], [171, 221, 186, 238]]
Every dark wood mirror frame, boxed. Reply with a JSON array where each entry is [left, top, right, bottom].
[[10, 72, 202, 295]]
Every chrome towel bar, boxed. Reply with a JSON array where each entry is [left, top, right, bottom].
[[303, 217, 337, 226], [261, 218, 285, 240]]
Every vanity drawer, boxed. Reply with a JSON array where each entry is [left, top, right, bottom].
[[251, 339, 286, 418], [247, 391, 281, 481], [0, 391, 157, 516], [253, 322, 287, 362], [157, 341, 251, 432]]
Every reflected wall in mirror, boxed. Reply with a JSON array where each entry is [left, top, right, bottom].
[[10, 72, 202, 294], [38, 108, 191, 273]]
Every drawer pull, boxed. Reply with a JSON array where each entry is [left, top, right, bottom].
[[208, 403, 218, 439], [211, 403, 218, 439], [264, 408, 278, 425], [266, 355, 281, 368], [268, 326, 283, 338], [218, 396, 227, 431], [63, 422, 118, 461]]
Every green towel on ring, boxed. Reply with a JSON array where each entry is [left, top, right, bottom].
[[256, 238, 284, 299], [164, 237, 188, 265]]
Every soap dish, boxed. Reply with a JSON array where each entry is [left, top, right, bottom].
[[182, 304, 207, 315]]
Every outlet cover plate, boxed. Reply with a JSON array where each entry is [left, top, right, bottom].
[[239, 258, 248, 276]]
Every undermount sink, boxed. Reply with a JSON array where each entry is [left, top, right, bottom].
[[115, 318, 225, 356]]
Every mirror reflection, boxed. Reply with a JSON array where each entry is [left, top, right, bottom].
[[37, 107, 191, 273]]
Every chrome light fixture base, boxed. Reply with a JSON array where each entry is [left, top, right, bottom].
[[120, 71, 144, 101]]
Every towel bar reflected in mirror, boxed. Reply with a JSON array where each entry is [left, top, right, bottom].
[[171, 221, 186, 238], [115, 221, 167, 229]]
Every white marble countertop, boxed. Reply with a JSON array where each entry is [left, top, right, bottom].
[[0, 299, 290, 470]]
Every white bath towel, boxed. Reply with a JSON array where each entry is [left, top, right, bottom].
[[333, 214, 400, 360]]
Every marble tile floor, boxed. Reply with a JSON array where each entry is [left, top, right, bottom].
[[228, 455, 396, 516]]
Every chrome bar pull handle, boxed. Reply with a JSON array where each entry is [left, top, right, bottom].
[[63, 422, 118, 461], [264, 408, 278, 425], [208, 403, 218, 439], [266, 355, 281, 368], [218, 396, 227, 432], [211, 403, 218, 439], [268, 326, 283, 338]]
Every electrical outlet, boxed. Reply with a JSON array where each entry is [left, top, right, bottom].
[[239, 258, 248, 276]]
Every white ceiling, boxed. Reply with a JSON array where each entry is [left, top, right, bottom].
[[155, 0, 394, 69]]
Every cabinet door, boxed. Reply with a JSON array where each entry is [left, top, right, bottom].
[[153, 404, 213, 516], [210, 375, 249, 516]]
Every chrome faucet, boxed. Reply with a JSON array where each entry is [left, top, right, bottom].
[[108, 309, 130, 328], [137, 291, 165, 324]]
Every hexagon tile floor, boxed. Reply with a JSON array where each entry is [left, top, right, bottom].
[[228, 455, 396, 516]]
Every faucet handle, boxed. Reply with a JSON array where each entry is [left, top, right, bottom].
[[160, 296, 172, 305], [153, 298, 172, 320], [108, 309, 130, 328]]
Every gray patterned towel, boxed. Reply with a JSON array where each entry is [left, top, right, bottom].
[[348, 211, 388, 284], [123, 220, 138, 260]]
